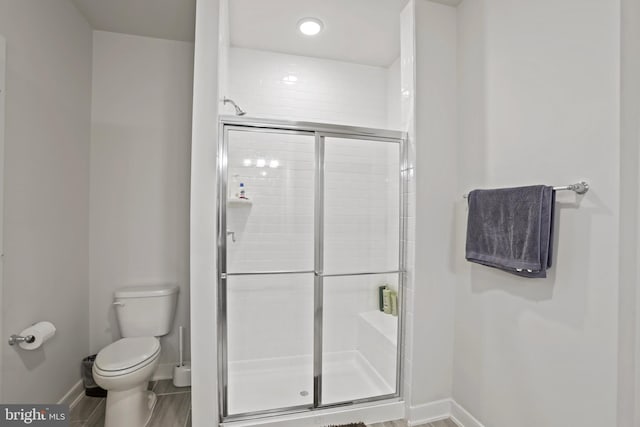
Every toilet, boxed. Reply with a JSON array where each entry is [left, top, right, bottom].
[[93, 284, 179, 427]]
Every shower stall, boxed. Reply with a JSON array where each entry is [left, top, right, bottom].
[[217, 116, 406, 421]]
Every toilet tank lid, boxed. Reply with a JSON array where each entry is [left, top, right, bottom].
[[115, 284, 179, 298]]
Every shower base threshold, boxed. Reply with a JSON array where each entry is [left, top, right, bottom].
[[227, 350, 395, 416], [222, 399, 404, 427]]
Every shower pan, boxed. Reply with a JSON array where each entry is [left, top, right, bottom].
[[217, 116, 407, 422]]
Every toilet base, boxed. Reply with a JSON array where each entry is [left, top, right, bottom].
[[104, 383, 157, 427]]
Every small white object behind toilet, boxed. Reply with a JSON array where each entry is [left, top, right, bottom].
[[173, 325, 191, 387]]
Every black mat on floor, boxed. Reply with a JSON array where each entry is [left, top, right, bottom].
[[326, 423, 366, 427]]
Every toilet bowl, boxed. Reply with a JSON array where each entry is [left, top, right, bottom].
[[93, 284, 179, 427], [93, 337, 161, 427]]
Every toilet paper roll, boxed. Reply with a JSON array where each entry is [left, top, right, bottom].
[[18, 321, 56, 350]]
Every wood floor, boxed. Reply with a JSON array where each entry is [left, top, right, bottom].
[[369, 419, 458, 427], [69, 380, 191, 427], [70, 382, 456, 427]]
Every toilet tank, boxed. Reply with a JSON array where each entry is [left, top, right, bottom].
[[113, 284, 179, 337]]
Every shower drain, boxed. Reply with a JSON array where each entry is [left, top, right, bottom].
[[299, 390, 309, 396]]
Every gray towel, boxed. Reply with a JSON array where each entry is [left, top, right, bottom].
[[465, 185, 555, 278]]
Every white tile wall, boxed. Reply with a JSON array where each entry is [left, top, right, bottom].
[[224, 49, 403, 382], [226, 47, 389, 128], [227, 274, 313, 361], [323, 138, 400, 274], [323, 274, 399, 355], [227, 273, 399, 363], [225, 130, 401, 361], [227, 131, 315, 273], [357, 311, 398, 387], [400, 0, 416, 407]]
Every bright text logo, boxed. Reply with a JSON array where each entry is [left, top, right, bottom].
[[0, 405, 68, 426]]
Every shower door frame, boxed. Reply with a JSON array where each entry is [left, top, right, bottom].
[[217, 115, 408, 423]]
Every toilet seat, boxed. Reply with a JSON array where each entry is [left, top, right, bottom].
[[94, 337, 160, 377]]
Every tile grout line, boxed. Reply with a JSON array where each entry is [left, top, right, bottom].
[[182, 407, 190, 427], [155, 391, 191, 396], [82, 397, 104, 424]]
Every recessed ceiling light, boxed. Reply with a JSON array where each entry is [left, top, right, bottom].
[[298, 18, 323, 36]]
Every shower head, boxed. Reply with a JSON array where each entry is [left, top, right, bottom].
[[222, 97, 247, 116]]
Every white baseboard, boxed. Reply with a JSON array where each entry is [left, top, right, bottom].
[[450, 400, 485, 427], [153, 362, 177, 380], [58, 380, 84, 409], [58, 363, 180, 408], [407, 399, 452, 426], [408, 399, 485, 427]]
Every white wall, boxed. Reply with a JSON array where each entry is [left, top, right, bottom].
[[0, 34, 5, 406], [620, 0, 640, 425], [454, 1, 621, 426], [399, 0, 416, 408], [218, 0, 230, 97], [0, 0, 92, 403], [226, 47, 390, 129], [409, 0, 458, 408], [89, 31, 194, 369], [387, 57, 401, 131], [190, 0, 220, 424]]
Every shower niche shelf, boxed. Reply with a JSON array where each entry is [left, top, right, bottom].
[[228, 198, 252, 207]]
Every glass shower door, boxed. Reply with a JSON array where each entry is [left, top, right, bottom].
[[218, 120, 405, 421], [221, 128, 316, 416], [319, 136, 401, 405]]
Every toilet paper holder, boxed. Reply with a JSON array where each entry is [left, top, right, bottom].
[[8, 334, 35, 346]]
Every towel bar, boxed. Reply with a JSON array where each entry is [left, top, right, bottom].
[[463, 181, 589, 199]]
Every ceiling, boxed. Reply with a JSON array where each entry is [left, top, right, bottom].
[[70, 0, 461, 65], [71, 0, 196, 42], [229, 0, 409, 67]]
